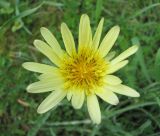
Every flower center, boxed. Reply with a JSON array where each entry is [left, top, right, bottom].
[[60, 49, 108, 94]]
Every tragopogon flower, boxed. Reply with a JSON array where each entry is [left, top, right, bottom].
[[23, 14, 140, 124]]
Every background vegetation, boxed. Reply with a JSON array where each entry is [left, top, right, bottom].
[[0, 0, 160, 135]]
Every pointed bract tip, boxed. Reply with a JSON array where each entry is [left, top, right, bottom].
[[33, 39, 39, 45], [133, 45, 139, 52], [134, 92, 140, 97], [37, 108, 44, 114], [40, 27, 48, 33], [101, 17, 104, 22], [114, 99, 119, 105], [114, 25, 120, 31], [22, 63, 28, 69], [61, 22, 67, 28]]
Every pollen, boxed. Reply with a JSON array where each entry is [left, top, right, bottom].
[[60, 48, 108, 93]]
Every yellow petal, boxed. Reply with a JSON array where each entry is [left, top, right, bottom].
[[106, 60, 128, 74], [106, 84, 140, 97], [27, 79, 63, 93], [96, 89, 119, 105], [22, 62, 57, 74], [87, 94, 101, 124], [38, 73, 61, 80], [67, 91, 73, 101], [61, 23, 76, 56], [37, 90, 67, 114], [111, 45, 138, 64], [104, 75, 122, 85], [98, 26, 120, 57], [105, 51, 116, 61], [71, 90, 85, 109], [79, 14, 92, 50], [40, 27, 63, 57], [34, 40, 61, 66], [38, 74, 53, 80], [92, 18, 104, 49]]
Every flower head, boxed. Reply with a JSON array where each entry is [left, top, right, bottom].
[[23, 14, 140, 124]]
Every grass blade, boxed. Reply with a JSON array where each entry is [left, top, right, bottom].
[[27, 112, 51, 136], [0, 3, 43, 31], [131, 37, 152, 83]]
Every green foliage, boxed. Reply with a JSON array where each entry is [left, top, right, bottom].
[[154, 49, 160, 81], [0, 0, 160, 135]]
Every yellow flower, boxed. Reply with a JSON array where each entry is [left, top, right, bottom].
[[22, 14, 140, 124]]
